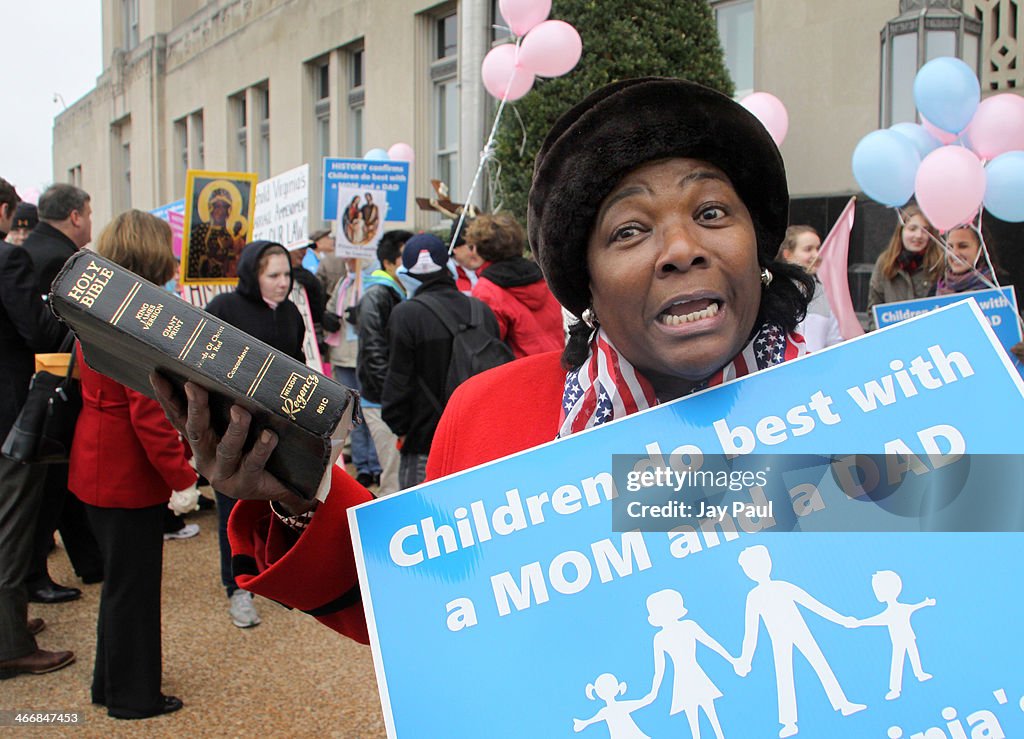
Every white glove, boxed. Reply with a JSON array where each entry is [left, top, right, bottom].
[[168, 484, 200, 515]]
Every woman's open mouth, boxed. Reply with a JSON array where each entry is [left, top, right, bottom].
[[656, 298, 721, 327]]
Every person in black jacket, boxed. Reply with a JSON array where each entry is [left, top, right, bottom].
[[205, 241, 306, 360], [287, 241, 326, 324], [382, 233, 501, 489], [21, 184, 103, 604], [205, 240, 305, 628], [286, 241, 326, 358], [0, 177, 75, 679], [356, 230, 411, 496], [23, 184, 92, 291], [5, 202, 37, 245]]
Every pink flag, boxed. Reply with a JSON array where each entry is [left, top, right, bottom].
[[816, 196, 864, 340]]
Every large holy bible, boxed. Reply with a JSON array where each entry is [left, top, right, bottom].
[[50, 252, 355, 501]]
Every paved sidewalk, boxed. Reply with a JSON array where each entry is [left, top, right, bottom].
[[3, 497, 385, 738]]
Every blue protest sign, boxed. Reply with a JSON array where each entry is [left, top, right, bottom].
[[873, 287, 1022, 354], [150, 199, 185, 259], [322, 158, 409, 222], [350, 301, 1024, 738]]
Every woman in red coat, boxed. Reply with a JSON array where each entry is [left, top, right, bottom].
[[466, 213, 564, 358], [70, 210, 198, 719], [152, 78, 813, 646]]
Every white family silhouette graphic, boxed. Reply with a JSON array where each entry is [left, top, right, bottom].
[[572, 545, 936, 739]]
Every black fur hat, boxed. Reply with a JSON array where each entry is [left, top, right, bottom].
[[528, 77, 789, 318]]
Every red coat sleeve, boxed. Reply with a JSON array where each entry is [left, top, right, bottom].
[[227, 466, 374, 644], [125, 387, 197, 492], [225, 353, 564, 645]]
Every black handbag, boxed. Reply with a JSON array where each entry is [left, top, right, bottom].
[[1, 335, 82, 464]]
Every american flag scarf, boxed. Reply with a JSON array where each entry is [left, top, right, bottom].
[[557, 323, 806, 439]]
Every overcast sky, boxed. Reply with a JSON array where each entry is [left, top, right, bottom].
[[2, 1, 103, 195]]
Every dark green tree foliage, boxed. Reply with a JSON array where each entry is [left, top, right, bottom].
[[491, 0, 734, 225]]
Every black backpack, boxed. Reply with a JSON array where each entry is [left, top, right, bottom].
[[414, 292, 514, 413]]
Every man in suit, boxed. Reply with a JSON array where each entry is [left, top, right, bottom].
[[0, 177, 76, 678], [21, 184, 102, 603], [22, 184, 91, 290]]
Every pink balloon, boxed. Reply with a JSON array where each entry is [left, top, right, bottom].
[[921, 116, 959, 145], [481, 44, 535, 102], [966, 93, 1024, 160], [518, 20, 582, 78], [499, 0, 551, 37], [914, 146, 987, 232], [19, 187, 40, 204], [739, 92, 789, 147], [387, 142, 415, 164]]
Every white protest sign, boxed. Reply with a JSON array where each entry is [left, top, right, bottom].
[[253, 164, 310, 249], [334, 187, 387, 260]]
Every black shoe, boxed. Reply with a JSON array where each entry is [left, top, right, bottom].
[[108, 694, 183, 720], [372, 473, 381, 486], [355, 472, 375, 487], [79, 573, 104, 584], [28, 583, 82, 604], [196, 495, 215, 511]]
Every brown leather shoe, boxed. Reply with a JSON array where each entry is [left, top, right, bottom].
[[27, 618, 45, 636], [0, 649, 75, 679]]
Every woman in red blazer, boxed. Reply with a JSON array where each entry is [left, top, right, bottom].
[[69, 210, 198, 720]]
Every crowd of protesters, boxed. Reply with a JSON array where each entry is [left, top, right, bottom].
[[0, 93, 1011, 721]]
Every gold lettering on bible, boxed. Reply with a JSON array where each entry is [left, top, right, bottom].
[[135, 302, 163, 330], [280, 372, 320, 420], [66, 260, 114, 307], [163, 316, 183, 340], [227, 346, 249, 379]]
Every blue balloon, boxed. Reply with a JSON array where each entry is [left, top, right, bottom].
[[913, 57, 980, 135], [364, 148, 390, 161], [984, 151, 1024, 222], [851, 129, 921, 207], [889, 122, 941, 159]]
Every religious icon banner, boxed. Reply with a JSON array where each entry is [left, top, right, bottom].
[[181, 170, 258, 285]]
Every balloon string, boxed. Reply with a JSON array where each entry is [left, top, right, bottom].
[[895, 207, 1001, 293], [448, 39, 522, 254], [974, 210, 1024, 337]]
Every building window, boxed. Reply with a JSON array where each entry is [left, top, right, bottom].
[[68, 165, 82, 187], [432, 11, 459, 198], [112, 119, 131, 211], [230, 92, 247, 171], [122, 0, 139, 50], [174, 117, 188, 197], [313, 58, 331, 166], [437, 12, 458, 59], [256, 83, 270, 180], [192, 111, 205, 169], [121, 142, 132, 210], [174, 111, 205, 197], [714, 0, 754, 99], [491, 0, 511, 43], [348, 45, 365, 156]]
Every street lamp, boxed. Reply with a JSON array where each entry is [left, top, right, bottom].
[[879, 0, 982, 127]]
